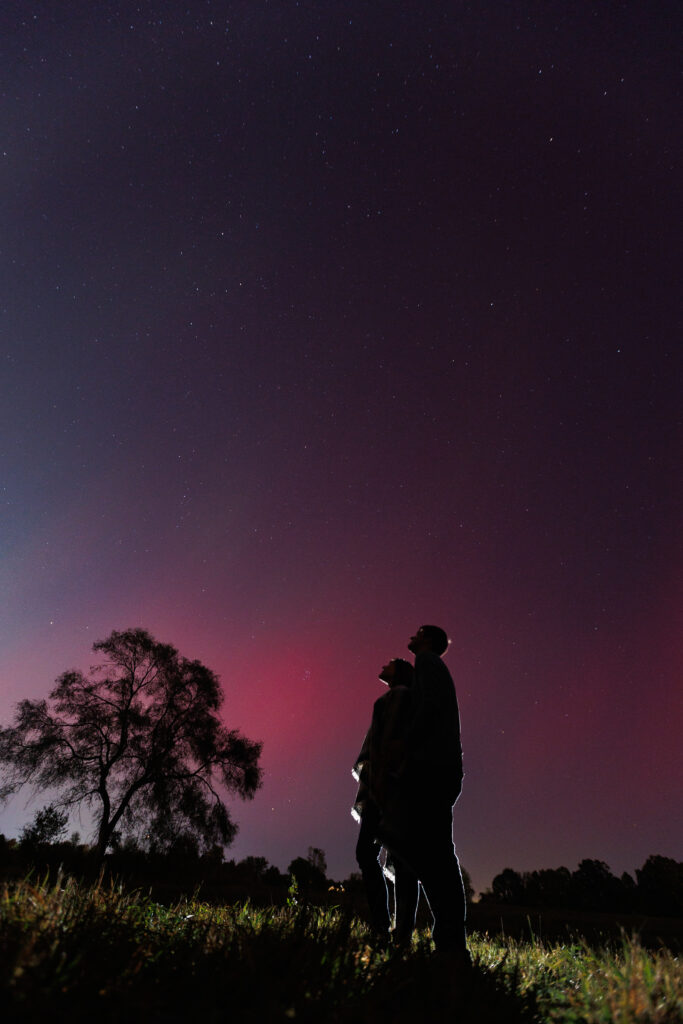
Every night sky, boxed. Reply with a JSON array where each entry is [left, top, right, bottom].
[[1, 1, 681, 895]]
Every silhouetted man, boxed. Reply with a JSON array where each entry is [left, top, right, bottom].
[[381, 625, 470, 963]]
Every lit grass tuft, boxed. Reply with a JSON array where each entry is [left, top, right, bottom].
[[469, 931, 682, 1023]]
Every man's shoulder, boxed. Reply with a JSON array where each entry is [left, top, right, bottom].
[[416, 651, 452, 675], [415, 651, 442, 667]]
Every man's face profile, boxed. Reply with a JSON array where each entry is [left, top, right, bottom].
[[407, 627, 427, 654]]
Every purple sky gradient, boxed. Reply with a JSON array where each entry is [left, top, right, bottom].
[[1, 1, 681, 895]]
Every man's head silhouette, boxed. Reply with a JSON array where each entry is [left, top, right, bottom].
[[407, 624, 449, 657]]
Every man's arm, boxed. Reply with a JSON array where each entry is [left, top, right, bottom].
[[413, 652, 463, 801]]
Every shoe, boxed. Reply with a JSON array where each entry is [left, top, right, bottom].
[[432, 947, 474, 1004], [434, 945, 472, 968]]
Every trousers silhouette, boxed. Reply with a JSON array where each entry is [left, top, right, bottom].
[[356, 799, 419, 942], [388, 791, 467, 952]]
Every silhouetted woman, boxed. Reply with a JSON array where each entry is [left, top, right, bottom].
[[352, 657, 419, 947]]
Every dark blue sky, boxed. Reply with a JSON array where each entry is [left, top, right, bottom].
[[1, 1, 681, 893]]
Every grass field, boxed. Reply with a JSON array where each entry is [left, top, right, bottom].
[[1, 874, 681, 1023]]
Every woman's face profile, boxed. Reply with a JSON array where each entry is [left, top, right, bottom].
[[378, 659, 398, 685]]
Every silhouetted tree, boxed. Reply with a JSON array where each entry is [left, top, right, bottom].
[[481, 856, 683, 915], [236, 855, 270, 882], [221, 855, 287, 888], [306, 846, 327, 877], [461, 865, 475, 905], [571, 859, 622, 911], [342, 870, 364, 893], [490, 867, 526, 904], [0, 628, 263, 862], [288, 847, 328, 890], [0, 832, 16, 868], [165, 833, 201, 870], [19, 803, 69, 847], [636, 855, 683, 916], [619, 870, 638, 912], [525, 867, 572, 907], [262, 864, 288, 887]]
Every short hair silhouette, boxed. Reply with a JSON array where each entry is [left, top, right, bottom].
[[420, 624, 449, 656]]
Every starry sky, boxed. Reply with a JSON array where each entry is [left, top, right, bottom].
[[1, 1, 681, 896]]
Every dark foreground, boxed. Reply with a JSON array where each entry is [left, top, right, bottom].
[[1, 875, 681, 1023]]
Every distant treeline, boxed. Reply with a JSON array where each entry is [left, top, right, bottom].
[[480, 857, 683, 917], [0, 832, 331, 899], [1, 831, 681, 919]]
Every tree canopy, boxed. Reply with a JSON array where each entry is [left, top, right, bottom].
[[481, 857, 683, 915], [19, 803, 69, 847], [0, 628, 262, 860], [287, 846, 329, 890]]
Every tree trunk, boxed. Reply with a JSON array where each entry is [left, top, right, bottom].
[[94, 782, 112, 865], [94, 816, 111, 865]]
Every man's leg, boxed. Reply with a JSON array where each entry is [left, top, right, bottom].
[[391, 854, 420, 946], [416, 801, 468, 954], [355, 805, 390, 938]]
